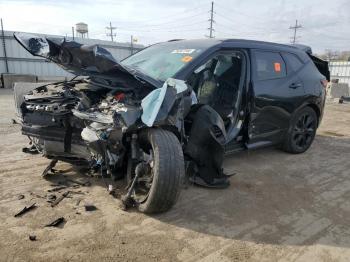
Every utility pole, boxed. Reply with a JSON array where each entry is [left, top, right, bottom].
[[130, 35, 134, 55], [289, 19, 302, 44], [208, 1, 215, 38], [72, 26, 75, 40], [106, 22, 116, 42], [0, 18, 9, 73]]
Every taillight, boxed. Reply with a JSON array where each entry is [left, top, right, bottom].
[[321, 79, 328, 89]]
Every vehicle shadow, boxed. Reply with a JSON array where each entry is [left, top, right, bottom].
[[153, 135, 350, 248], [41, 134, 350, 248]]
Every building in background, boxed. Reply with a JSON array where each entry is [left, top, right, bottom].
[[0, 30, 144, 79]]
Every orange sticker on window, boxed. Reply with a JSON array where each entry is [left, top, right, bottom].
[[274, 62, 281, 72], [182, 55, 193, 63]]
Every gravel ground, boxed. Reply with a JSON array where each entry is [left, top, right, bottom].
[[0, 88, 350, 262]]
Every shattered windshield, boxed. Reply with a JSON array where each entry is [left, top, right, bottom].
[[121, 42, 206, 82]]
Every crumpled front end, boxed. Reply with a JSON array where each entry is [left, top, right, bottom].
[[18, 75, 192, 179]]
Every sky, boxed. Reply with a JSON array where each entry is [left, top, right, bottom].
[[0, 0, 349, 53]]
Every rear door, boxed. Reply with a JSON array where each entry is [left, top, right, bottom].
[[247, 49, 305, 147]]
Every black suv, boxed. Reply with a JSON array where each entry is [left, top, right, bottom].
[[14, 34, 329, 212], [122, 38, 329, 154]]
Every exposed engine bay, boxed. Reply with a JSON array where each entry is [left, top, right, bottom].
[[22, 80, 138, 165]]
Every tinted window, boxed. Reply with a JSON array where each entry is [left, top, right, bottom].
[[283, 53, 304, 72], [254, 51, 286, 80]]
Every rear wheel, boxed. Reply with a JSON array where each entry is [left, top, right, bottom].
[[131, 129, 184, 213], [282, 107, 317, 154]]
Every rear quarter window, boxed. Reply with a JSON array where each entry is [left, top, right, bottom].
[[254, 51, 287, 80], [283, 52, 304, 72]]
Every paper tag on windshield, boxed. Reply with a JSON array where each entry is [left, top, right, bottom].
[[172, 49, 195, 54]]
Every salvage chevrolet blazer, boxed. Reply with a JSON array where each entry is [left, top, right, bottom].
[[14, 34, 329, 213]]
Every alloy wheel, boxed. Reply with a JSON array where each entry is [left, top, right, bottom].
[[291, 112, 316, 151]]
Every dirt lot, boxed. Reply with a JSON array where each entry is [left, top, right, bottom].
[[1, 88, 350, 262]]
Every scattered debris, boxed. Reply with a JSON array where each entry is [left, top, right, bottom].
[[47, 186, 67, 192], [85, 205, 97, 212], [45, 217, 65, 227], [69, 191, 85, 195], [50, 191, 69, 207], [66, 178, 91, 187], [29, 192, 45, 199], [17, 194, 25, 200], [46, 194, 57, 203], [22, 145, 40, 154], [14, 203, 36, 217], [76, 199, 82, 206], [11, 118, 19, 125], [29, 235, 36, 241], [50, 183, 63, 187], [42, 159, 58, 177]]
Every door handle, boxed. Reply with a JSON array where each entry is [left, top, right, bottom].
[[289, 82, 302, 89]]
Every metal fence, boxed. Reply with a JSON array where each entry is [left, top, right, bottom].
[[0, 30, 143, 78], [329, 61, 350, 86]]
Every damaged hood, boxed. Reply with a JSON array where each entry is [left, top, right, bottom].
[[14, 32, 160, 89]]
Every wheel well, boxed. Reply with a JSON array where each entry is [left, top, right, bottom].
[[306, 104, 320, 126]]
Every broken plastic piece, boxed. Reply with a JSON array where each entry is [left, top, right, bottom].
[[46, 194, 57, 203], [50, 191, 69, 207], [17, 194, 25, 200], [47, 186, 67, 192], [14, 203, 37, 217], [85, 205, 98, 211], [45, 217, 65, 227], [22, 145, 40, 154]]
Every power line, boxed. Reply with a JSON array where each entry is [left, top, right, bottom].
[[112, 11, 208, 30], [117, 20, 208, 32], [214, 2, 266, 20], [106, 21, 116, 42], [112, 6, 208, 26], [289, 19, 302, 44], [118, 27, 206, 33]]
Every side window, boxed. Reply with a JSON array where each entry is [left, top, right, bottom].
[[187, 52, 243, 118], [283, 52, 304, 72], [254, 51, 286, 80]]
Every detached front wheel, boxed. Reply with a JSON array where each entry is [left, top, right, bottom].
[[131, 129, 184, 213]]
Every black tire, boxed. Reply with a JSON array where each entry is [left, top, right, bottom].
[[137, 129, 184, 213], [282, 107, 318, 154]]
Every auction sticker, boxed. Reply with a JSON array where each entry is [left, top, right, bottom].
[[182, 56, 193, 63], [172, 49, 196, 54], [274, 62, 281, 72]]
